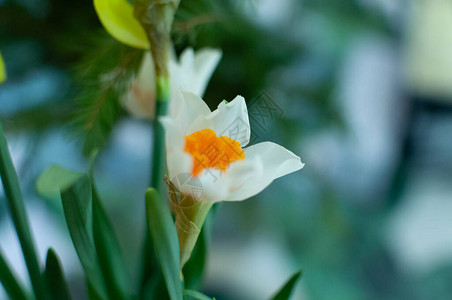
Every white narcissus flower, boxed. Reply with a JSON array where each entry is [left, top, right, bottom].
[[93, 0, 222, 118], [161, 91, 304, 267], [121, 48, 222, 118]]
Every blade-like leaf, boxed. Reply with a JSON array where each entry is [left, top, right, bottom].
[[145, 188, 183, 300], [271, 271, 302, 300], [36, 165, 84, 201], [92, 187, 130, 300], [143, 275, 170, 300], [61, 175, 107, 299], [44, 248, 72, 300], [183, 290, 214, 300], [138, 232, 159, 295], [0, 248, 28, 300], [0, 119, 47, 299]]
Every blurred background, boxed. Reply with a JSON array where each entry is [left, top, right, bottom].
[[1, 0, 452, 299]]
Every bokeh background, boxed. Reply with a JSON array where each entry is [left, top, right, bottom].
[[1, 0, 452, 299]]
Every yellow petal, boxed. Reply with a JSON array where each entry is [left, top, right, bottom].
[[94, 0, 149, 49], [0, 53, 6, 83]]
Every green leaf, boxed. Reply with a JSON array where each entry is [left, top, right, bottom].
[[0, 248, 29, 300], [138, 232, 159, 295], [44, 248, 72, 300], [183, 290, 214, 300], [143, 275, 170, 300], [271, 271, 303, 300], [145, 188, 183, 300], [92, 187, 130, 300], [60, 175, 107, 299], [36, 165, 84, 201], [0, 118, 47, 299]]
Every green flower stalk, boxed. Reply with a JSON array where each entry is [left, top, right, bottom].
[[131, 0, 180, 190], [131, 0, 181, 291]]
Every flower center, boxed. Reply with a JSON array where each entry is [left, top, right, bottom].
[[184, 128, 245, 176]]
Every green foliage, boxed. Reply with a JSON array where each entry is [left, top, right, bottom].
[[92, 187, 131, 300], [37, 165, 84, 201], [145, 188, 183, 300], [0, 249, 29, 300], [183, 289, 214, 300], [0, 119, 47, 300], [41, 164, 136, 300], [60, 174, 108, 299], [73, 36, 143, 156], [271, 271, 303, 300], [44, 248, 72, 300]]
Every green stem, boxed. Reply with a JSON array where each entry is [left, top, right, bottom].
[[0, 119, 47, 299], [150, 76, 170, 190], [139, 76, 170, 295], [0, 248, 29, 300]]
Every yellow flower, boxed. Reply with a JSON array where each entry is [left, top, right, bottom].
[[161, 91, 304, 267], [0, 53, 6, 83], [94, 0, 148, 49]]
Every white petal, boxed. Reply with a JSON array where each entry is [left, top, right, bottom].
[[179, 48, 195, 67], [222, 159, 263, 197], [191, 48, 222, 96], [169, 91, 211, 134], [187, 95, 251, 146], [120, 52, 155, 118], [160, 116, 184, 149], [223, 142, 304, 201], [121, 87, 152, 118], [169, 49, 194, 97], [190, 158, 262, 203], [160, 116, 192, 179], [196, 168, 229, 202], [169, 48, 222, 98], [166, 151, 193, 182]]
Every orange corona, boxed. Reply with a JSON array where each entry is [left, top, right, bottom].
[[184, 128, 245, 176]]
